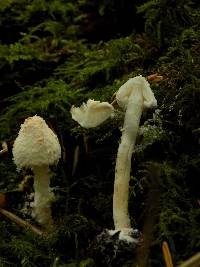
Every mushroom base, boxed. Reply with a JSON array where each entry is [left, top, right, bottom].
[[108, 228, 141, 244], [90, 228, 141, 267]]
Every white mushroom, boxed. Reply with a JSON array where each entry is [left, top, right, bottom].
[[113, 75, 157, 241], [70, 75, 157, 243], [71, 99, 114, 128], [12, 115, 61, 228]]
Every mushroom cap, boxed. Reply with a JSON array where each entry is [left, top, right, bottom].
[[13, 115, 61, 171], [71, 99, 114, 128], [116, 75, 157, 110]]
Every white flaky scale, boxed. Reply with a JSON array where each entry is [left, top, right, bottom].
[[13, 115, 61, 228]]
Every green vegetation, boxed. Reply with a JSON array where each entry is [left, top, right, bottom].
[[0, 0, 199, 266]]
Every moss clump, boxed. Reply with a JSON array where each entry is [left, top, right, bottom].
[[0, 0, 199, 266]]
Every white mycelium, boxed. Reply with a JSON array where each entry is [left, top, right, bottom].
[[13, 115, 61, 228]]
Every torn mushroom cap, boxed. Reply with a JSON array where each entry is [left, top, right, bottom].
[[13, 115, 61, 171], [70, 99, 114, 128], [116, 75, 157, 110]]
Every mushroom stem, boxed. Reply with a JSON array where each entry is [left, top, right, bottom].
[[32, 165, 54, 228], [113, 87, 143, 230]]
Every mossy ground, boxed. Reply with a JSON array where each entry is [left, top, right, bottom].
[[0, 0, 199, 266]]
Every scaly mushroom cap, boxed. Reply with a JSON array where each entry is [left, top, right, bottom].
[[116, 75, 157, 110], [71, 99, 114, 128], [13, 115, 61, 170]]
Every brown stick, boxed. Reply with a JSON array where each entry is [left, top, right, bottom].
[[134, 162, 161, 267], [178, 252, 200, 267], [0, 208, 43, 236], [162, 241, 174, 267], [72, 145, 80, 176], [0, 193, 6, 208]]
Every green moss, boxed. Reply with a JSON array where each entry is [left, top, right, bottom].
[[0, 0, 199, 266]]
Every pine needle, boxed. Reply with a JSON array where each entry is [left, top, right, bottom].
[[178, 252, 200, 267], [0, 208, 43, 236], [162, 241, 174, 267]]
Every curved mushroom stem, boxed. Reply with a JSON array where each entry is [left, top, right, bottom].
[[113, 87, 143, 230], [32, 165, 54, 228]]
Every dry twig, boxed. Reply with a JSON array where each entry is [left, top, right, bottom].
[[0, 193, 6, 208], [0, 207, 43, 236], [178, 252, 200, 267], [162, 241, 174, 267]]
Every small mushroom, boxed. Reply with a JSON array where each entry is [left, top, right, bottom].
[[113, 75, 157, 241], [70, 76, 157, 243], [12, 115, 61, 228]]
